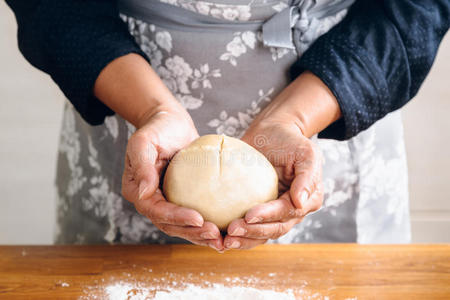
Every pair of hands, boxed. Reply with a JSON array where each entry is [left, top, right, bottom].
[[121, 72, 329, 252]]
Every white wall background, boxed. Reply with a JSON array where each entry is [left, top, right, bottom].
[[0, 2, 63, 244], [403, 34, 450, 243], [0, 2, 449, 244]]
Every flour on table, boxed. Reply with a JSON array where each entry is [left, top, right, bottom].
[[79, 269, 356, 300], [105, 283, 296, 300], [55, 280, 70, 288]]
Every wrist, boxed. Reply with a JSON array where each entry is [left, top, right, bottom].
[[135, 100, 187, 129], [256, 71, 341, 138], [94, 53, 188, 129]]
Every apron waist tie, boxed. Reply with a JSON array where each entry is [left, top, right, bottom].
[[262, 0, 355, 49]]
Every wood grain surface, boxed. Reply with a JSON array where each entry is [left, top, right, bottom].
[[0, 244, 449, 299]]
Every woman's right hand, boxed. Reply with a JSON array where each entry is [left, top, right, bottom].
[[121, 105, 224, 251], [93, 53, 223, 250]]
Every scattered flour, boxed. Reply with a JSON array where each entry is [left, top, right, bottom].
[[79, 270, 356, 300], [105, 282, 139, 299], [105, 283, 296, 300], [153, 284, 295, 300]]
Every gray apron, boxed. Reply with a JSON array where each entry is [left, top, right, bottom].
[[54, 0, 411, 244]]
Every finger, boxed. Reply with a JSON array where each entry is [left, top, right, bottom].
[[290, 144, 322, 211], [157, 221, 221, 241], [190, 239, 225, 252], [244, 192, 303, 224], [135, 189, 204, 227], [224, 236, 267, 250], [228, 218, 300, 240]]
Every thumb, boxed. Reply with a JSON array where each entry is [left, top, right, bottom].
[[290, 155, 323, 215], [122, 134, 160, 202], [137, 165, 159, 201], [290, 172, 313, 211], [290, 155, 318, 212], [135, 141, 160, 201], [289, 141, 323, 214]]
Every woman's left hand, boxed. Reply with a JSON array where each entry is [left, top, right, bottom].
[[223, 120, 323, 249], [223, 71, 339, 250]]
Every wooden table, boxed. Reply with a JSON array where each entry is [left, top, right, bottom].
[[0, 244, 449, 299]]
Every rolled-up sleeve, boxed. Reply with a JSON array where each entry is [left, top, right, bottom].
[[6, 0, 148, 125], [290, 0, 450, 140]]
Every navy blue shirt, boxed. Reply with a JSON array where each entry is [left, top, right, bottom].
[[6, 0, 450, 140]]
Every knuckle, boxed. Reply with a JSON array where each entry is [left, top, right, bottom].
[[288, 208, 303, 219], [297, 144, 314, 160], [165, 213, 176, 225], [277, 223, 286, 236], [257, 225, 267, 238], [270, 223, 286, 239], [300, 158, 314, 170]]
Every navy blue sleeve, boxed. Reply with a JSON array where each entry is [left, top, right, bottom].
[[5, 0, 148, 125], [290, 0, 450, 140]]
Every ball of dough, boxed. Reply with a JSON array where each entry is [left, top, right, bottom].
[[163, 134, 278, 230]]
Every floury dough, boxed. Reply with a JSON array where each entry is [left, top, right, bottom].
[[163, 134, 278, 230]]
